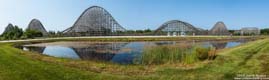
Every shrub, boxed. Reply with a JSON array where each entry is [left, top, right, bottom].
[[194, 47, 210, 60], [193, 46, 217, 61]]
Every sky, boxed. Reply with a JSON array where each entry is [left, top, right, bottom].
[[0, 0, 269, 33]]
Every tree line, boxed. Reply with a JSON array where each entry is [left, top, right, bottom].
[[0, 24, 63, 40]]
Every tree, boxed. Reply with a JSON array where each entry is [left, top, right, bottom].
[[261, 28, 269, 35], [47, 31, 64, 37], [135, 30, 144, 33], [47, 31, 56, 37], [228, 30, 235, 34], [1, 25, 23, 40], [144, 29, 152, 33], [22, 29, 43, 39]]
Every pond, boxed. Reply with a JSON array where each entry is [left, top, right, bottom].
[[21, 39, 252, 64]]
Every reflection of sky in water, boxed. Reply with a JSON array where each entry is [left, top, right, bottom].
[[226, 42, 242, 48], [23, 40, 247, 64], [199, 42, 212, 48], [43, 46, 80, 59], [197, 41, 242, 48], [111, 42, 145, 64]]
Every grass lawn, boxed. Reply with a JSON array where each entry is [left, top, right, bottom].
[[0, 37, 268, 80]]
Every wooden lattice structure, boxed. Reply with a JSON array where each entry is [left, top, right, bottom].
[[209, 21, 230, 35], [155, 20, 201, 36], [27, 19, 48, 36], [63, 6, 126, 36]]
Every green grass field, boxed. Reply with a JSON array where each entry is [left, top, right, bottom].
[[0, 37, 268, 80]]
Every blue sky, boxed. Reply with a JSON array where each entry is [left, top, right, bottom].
[[0, 0, 269, 33]]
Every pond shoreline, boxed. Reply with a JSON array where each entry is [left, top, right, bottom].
[[22, 38, 254, 47], [0, 36, 260, 43]]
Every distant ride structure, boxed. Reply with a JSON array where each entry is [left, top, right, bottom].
[[63, 6, 126, 36], [2, 23, 15, 34], [154, 20, 202, 36], [234, 27, 260, 36], [240, 27, 260, 35], [209, 21, 230, 35], [27, 19, 48, 36]]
